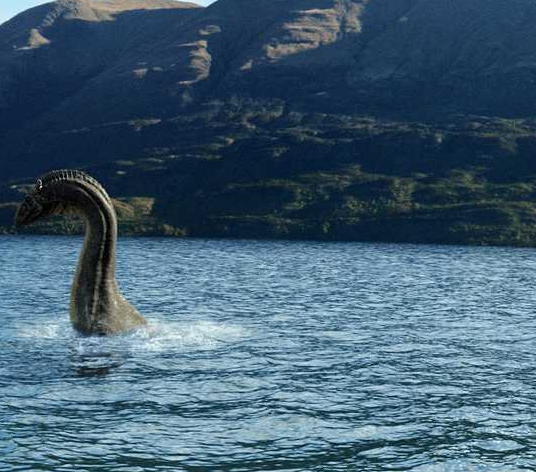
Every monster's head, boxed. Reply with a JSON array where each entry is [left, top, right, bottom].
[[15, 179, 51, 227], [15, 170, 112, 227]]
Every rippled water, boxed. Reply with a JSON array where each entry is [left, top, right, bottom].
[[2, 236, 536, 471]]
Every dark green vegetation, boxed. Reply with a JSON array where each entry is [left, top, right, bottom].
[[3, 0, 536, 246], [4, 105, 536, 246]]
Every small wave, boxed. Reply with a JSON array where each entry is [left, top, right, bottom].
[[411, 461, 525, 472], [474, 439, 525, 453]]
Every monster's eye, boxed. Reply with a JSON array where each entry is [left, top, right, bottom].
[[35, 179, 43, 191]]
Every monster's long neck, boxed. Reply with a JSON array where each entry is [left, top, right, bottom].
[[77, 194, 117, 288], [69, 185, 118, 332]]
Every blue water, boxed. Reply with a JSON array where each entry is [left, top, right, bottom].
[[1, 236, 536, 471]]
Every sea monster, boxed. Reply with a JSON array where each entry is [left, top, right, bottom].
[[16, 170, 147, 335]]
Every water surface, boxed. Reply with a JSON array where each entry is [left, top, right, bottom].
[[1, 236, 536, 471]]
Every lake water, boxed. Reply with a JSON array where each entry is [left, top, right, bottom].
[[1, 236, 536, 471]]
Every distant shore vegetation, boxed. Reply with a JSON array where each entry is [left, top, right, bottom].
[[3, 103, 536, 248]]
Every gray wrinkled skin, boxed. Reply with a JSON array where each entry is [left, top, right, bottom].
[[15, 170, 147, 335]]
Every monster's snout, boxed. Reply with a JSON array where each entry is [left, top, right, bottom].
[[15, 193, 44, 227]]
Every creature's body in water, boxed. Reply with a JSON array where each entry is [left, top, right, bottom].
[[16, 170, 147, 335]]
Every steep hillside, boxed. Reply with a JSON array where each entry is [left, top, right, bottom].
[[0, 0, 200, 133], [3, 0, 536, 246], [7, 0, 536, 136], [6, 0, 536, 134]]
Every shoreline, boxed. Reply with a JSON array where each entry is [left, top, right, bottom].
[[2, 228, 536, 251]]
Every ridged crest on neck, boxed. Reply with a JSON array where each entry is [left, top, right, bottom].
[[40, 169, 112, 205]]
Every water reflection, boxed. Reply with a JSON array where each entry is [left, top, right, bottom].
[[72, 353, 123, 378]]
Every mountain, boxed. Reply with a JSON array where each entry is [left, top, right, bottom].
[[6, 0, 536, 131], [3, 0, 536, 246], [0, 0, 200, 133]]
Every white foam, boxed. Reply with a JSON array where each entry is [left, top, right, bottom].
[[129, 320, 247, 353], [20, 316, 247, 355], [20, 322, 73, 340]]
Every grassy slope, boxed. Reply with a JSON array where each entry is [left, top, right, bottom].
[[3, 100, 536, 247]]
